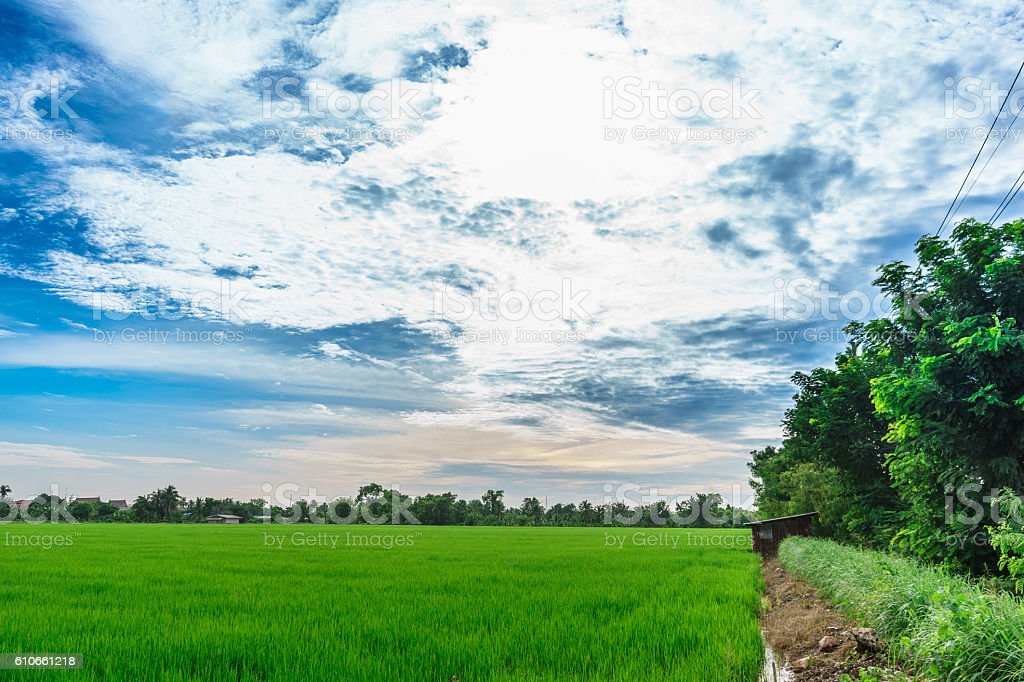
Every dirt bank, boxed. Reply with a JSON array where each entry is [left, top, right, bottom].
[[760, 559, 900, 681]]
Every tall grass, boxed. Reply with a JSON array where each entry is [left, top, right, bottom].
[[0, 525, 765, 681], [778, 537, 1024, 681]]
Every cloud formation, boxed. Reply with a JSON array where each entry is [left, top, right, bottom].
[[3, 0, 1023, 501]]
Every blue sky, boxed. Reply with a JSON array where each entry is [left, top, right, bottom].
[[1, 0, 1023, 505]]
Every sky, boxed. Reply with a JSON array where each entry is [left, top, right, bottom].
[[2, 0, 1023, 506]]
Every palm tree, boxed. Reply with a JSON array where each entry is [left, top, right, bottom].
[[579, 499, 594, 525], [0, 484, 10, 499]]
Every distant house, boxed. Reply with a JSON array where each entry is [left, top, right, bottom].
[[744, 512, 818, 557], [73, 497, 129, 510], [14, 499, 33, 512], [206, 514, 243, 524]]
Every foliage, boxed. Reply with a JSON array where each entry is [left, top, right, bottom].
[[869, 219, 1024, 571], [989, 489, 1024, 593], [780, 537, 1024, 681], [131, 486, 183, 522], [749, 334, 902, 546], [50, 481, 753, 528], [752, 219, 1024, 574]]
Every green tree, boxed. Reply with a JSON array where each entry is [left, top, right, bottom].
[[750, 329, 903, 546], [871, 219, 1024, 570], [481, 490, 505, 521], [989, 489, 1024, 592], [411, 492, 459, 525]]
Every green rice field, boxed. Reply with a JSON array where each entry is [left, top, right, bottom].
[[0, 525, 765, 681]]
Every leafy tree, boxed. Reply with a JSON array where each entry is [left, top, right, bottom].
[[68, 501, 96, 521], [750, 333, 902, 546], [410, 492, 459, 525], [131, 486, 183, 522], [481, 490, 505, 521], [751, 219, 1024, 574], [871, 219, 1024, 571], [989, 489, 1024, 592], [519, 497, 544, 525], [356, 483, 384, 504]]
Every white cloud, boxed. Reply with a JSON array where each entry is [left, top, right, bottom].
[[0, 441, 115, 469], [7, 0, 1024, 493]]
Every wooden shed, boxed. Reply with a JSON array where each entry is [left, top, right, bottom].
[[744, 511, 818, 557]]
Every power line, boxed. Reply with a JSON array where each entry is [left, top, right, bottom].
[[990, 167, 1024, 225], [938, 59, 1024, 235], [947, 104, 1024, 225]]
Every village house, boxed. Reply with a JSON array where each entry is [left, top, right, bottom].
[[73, 497, 130, 510], [205, 514, 243, 524]]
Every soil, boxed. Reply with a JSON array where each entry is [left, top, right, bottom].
[[760, 559, 900, 681]]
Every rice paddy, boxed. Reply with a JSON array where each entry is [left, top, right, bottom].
[[0, 525, 765, 681]]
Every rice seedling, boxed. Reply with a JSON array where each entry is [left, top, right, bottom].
[[0, 525, 765, 681]]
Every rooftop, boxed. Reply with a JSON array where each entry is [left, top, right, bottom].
[[743, 511, 819, 526]]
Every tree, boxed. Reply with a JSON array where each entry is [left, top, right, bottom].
[[481, 490, 505, 521], [411, 493, 459, 525], [356, 483, 384, 504], [871, 219, 1024, 571], [750, 334, 903, 546], [0, 484, 10, 499], [989, 489, 1024, 593], [519, 497, 544, 525], [68, 501, 96, 521], [132, 486, 183, 522], [751, 218, 1024, 574], [578, 500, 597, 525]]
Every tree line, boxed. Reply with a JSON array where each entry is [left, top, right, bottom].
[[0, 483, 754, 528], [749, 219, 1024, 581]]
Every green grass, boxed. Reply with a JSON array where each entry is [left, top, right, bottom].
[[0, 525, 765, 681], [779, 537, 1024, 681]]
